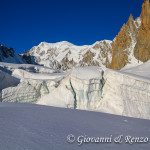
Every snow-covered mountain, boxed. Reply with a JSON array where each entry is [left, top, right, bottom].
[[28, 40, 112, 70], [26, 14, 142, 71], [0, 1, 150, 71], [26, 0, 150, 71]]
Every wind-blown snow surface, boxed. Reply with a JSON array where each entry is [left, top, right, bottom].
[[0, 103, 149, 150]]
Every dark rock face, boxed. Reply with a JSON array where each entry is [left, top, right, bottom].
[[0, 44, 35, 64], [22, 51, 36, 65], [0, 44, 15, 61]]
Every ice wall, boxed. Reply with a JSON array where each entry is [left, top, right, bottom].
[[121, 77, 150, 119], [38, 67, 150, 119], [70, 75, 103, 110], [99, 69, 150, 119], [37, 66, 104, 110], [2, 79, 58, 103]]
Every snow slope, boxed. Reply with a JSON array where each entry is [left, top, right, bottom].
[[122, 60, 150, 79], [0, 103, 149, 150]]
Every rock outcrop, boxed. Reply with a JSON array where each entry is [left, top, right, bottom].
[[110, 0, 150, 70], [134, 0, 150, 62], [110, 15, 138, 70]]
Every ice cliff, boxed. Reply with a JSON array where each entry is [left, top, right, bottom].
[[100, 69, 150, 119], [37, 63, 150, 120], [37, 66, 104, 110]]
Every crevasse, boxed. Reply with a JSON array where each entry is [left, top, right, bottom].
[[70, 79, 77, 109]]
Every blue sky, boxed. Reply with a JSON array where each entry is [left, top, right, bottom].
[[0, 0, 143, 53]]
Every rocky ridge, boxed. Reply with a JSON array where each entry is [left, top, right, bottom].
[[110, 0, 150, 70]]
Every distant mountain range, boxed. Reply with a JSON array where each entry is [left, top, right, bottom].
[[0, 0, 150, 71]]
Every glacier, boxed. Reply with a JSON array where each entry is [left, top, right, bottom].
[[1, 61, 150, 120], [37, 62, 150, 119]]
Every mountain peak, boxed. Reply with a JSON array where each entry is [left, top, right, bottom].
[[127, 14, 134, 26], [144, 0, 149, 5], [128, 14, 134, 21], [141, 0, 150, 17]]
